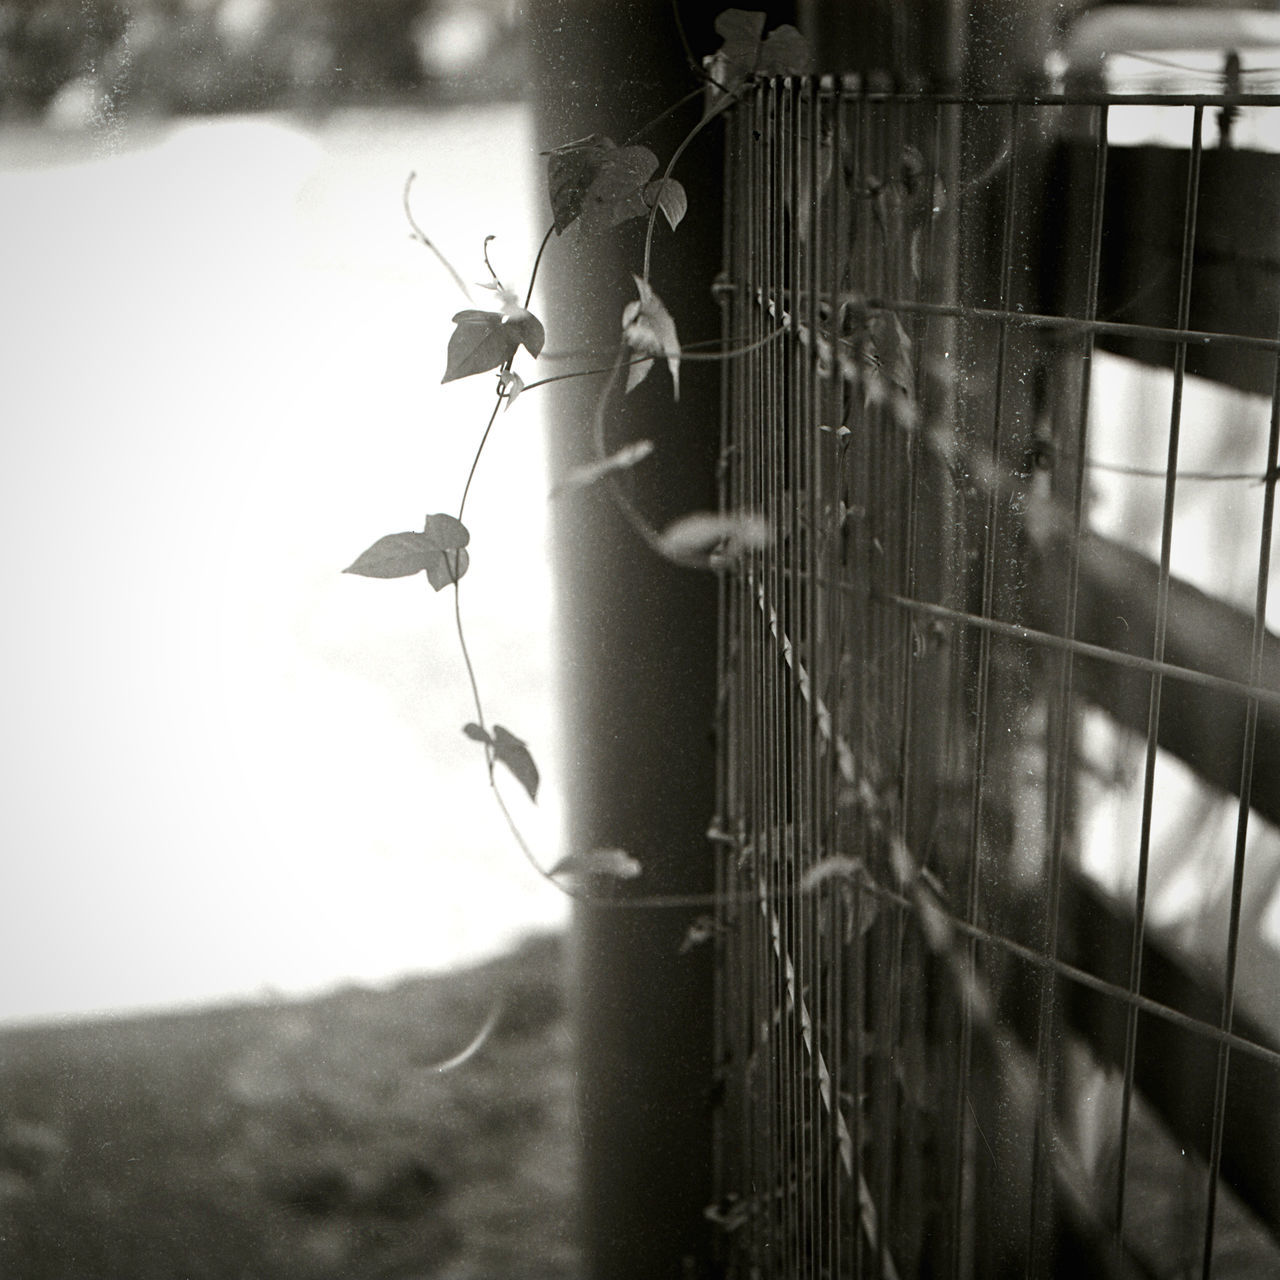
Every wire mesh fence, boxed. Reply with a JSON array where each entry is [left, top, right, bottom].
[[712, 74, 1280, 1279]]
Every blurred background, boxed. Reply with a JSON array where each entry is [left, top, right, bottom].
[[0, 0, 569, 1026]]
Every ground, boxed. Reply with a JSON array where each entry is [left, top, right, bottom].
[[0, 932, 577, 1280]]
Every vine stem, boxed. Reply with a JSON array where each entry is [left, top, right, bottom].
[[622, 85, 706, 146], [523, 327, 785, 393], [642, 91, 735, 280], [590, 351, 669, 559], [403, 171, 473, 302], [458, 393, 504, 525], [524, 223, 556, 309]]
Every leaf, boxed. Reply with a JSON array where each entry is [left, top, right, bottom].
[[443, 310, 519, 383], [679, 913, 723, 953], [502, 307, 545, 358], [550, 439, 654, 498], [659, 511, 770, 561], [544, 135, 659, 235], [442, 307, 544, 384], [549, 847, 642, 881], [545, 134, 605, 233], [344, 514, 471, 590], [703, 9, 812, 105], [476, 278, 521, 310], [861, 311, 917, 429], [644, 177, 687, 232], [800, 855, 865, 893], [869, 145, 946, 283], [758, 23, 812, 76], [463, 722, 540, 802], [621, 275, 680, 397], [703, 8, 767, 95], [498, 369, 525, 408], [800, 856, 878, 939], [492, 725, 539, 801]]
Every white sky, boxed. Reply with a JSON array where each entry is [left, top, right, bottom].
[[0, 105, 568, 1025]]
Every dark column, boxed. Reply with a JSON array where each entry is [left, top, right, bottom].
[[526, 6, 792, 1277]]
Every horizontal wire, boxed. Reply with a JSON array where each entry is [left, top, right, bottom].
[[572, 872, 1280, 1072], [782, 76, 1280, 109], [1083, 458, 1279, 484], [733, 283, 1280, 357], [875, 590, 1280, 710]]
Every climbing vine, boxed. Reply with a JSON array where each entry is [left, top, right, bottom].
[[343, 10, 811, 897]]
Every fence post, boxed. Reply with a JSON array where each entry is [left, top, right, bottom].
[[526, 5, 787, 1277]]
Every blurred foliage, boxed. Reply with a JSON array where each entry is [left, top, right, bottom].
[[0, 0, 524, 120], [0, 933, 577, 1279]]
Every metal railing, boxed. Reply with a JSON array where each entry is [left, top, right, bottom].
[[712, 75, 1280, 1278]]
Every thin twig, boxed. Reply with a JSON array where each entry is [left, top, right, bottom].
[[642, 92, 735, 279], [458, 395, 504, 524], [524, 223, 556, 309], [482, 234, 500, 285], [535, 326, 785, 371], [403, 171, 473, 302]]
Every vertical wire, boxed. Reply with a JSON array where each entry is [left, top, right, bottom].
[[791, 76, 811, 1271], [741, 83, 757, 1271], [1200, 272, 1280, 1280], [826, 78, 851, 1278], [768, 77, 792, 1271], [744, 92, 759, 1267], [867, 95, 891, 1280], [849, 85, 871, 1279], [1024, 98, 1111, 1269], [799, 79, 819, 1275], [757, 75, 773, 1269], [880, 97, 910, 1274], [800, 75, 828, 1275], [781, 75, 803, 1273], [815, 80, 840, 1280], [958, 98, 1028, 1264], [763, 76, 782, 1270], [942, 95, 980, 1280], [713, 92, 734, 1261], [732, 118, 749, 1241], [894, 97, 932, 1276], [733, 86, 748, 1270], [761, 81, 776, 1271], [1024, 94, 1095, 1274], [1111, 104, 1204, 1264], [749, 78, 770, 1268], [751, 80, 770, 1270], [868, 97, 895, 1280]]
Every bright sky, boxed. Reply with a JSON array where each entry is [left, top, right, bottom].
[[0, 105, 568, 1025]]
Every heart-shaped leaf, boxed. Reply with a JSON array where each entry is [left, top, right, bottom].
[[545, 134, 607, 233], [544, 135, 660, 235], [444, 310, 519, 383], [621, 275, 680, 397], [462, 722, 540, 802], [703, 8, 767, 94], [757, 22, 812, 76], [502, 307, 545, 358], [344, 514, 471, 590], [443, 307, 544, 383], [659, 511, 770, 561], [703, 9, 812, 106], [644, 177, 687, 232]]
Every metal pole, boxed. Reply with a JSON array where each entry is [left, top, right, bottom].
[[526, 5, 788, 1276]]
